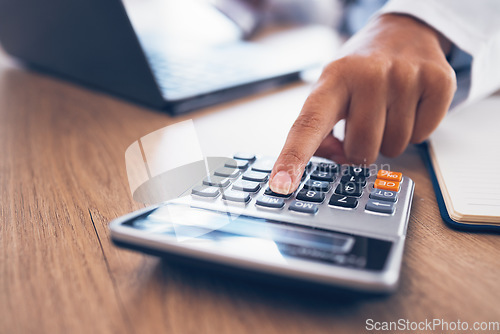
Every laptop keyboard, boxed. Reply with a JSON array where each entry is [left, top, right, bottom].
[[145, 43, 294, 99]]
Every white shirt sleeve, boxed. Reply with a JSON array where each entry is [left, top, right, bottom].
[[376, 0, 500, 108]]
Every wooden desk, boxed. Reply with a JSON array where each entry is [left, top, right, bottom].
[[1, 50, 499, 334]]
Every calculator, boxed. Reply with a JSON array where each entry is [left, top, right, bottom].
[[110, 153, 414, 293]]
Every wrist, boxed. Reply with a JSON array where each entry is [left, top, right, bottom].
[[377, 13, 452, 56]]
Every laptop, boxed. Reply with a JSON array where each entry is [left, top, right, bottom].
[[0, 0, 319, 114]]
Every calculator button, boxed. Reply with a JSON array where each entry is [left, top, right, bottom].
[[264, 187, 292, 198], [345, 166, 370, 177], [340, 174, 366, 187], [214, 167, 241, 178], [377, 170, 403, 182], [232, 180, 261, 192], [335, 183, 363, 197], [296, 189, 325, 203], [256, 196, 285, 208], [288, 200, 318, 214], [369, 189, 398, 202], [329, 194, 358, 208], [374, 179, 400, 192], [203, 176, 230, 188], [305, 161, 313, 171], [303, 179, 331, 192], [225, 159, 249, 169], [233, 152, 256, 161], [222, 189, 250, 203], [316, 162, 339, 174], [242, 171, 269, 182], [251, 158, 276, 173], [191, 185, 220, 198], [310, 169, 336, 182], [365, 199, 395, 214]]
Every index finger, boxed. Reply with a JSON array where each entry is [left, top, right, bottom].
[[269, 75, 349, 194]]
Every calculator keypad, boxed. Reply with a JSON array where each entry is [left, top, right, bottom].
[[296, 189, 325, 203], [232, 180, 261, 192], [264, 187, 292, 198], [310, 169, 336, 182], [203, 175, 230, 188], [190, 156, 410, 228], [256, 195, 285, 208], [329, 194, 358, 208], [288, 200, 319, 214]]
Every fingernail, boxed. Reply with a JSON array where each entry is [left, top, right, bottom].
[[270, 171, 292, 194]]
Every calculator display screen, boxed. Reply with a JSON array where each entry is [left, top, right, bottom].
[[126, 204, 392, 271]]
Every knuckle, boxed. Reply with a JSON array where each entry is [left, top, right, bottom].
[[324, 55, 391, 86], [389, 61, 418, 91], [422, 61, 457, 95]]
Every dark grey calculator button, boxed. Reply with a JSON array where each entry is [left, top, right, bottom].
[[369, 189, 398, 202], [232, 180, 261, 192], [264, 187, 292, 198], [233, 152, 256, 161], [288, 200, 318, 214], [251, 157, 276, 173], [329, 194, 358, 208], [242, 171, 269, 182], [365, 199, 395, 214], [214, 167, 241, 178], [335, 183, 363, 197], [303, 179, 330, 192], [345, 166, 370, 177], [191, 185, 220, 198], [340, 174, 366, 187], [222, 190, 250, 203], [225, 159, 249, 169], [316, 162, 339, 174], [310, 170, 336, 182], [296, 189, 325, 203], [203, 176, 230, 188], [256, 195, 285, 208]]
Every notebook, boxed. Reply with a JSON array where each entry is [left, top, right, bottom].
[[424, 92, 500, 231]]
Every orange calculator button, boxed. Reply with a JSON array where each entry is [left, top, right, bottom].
[[377, 170, 403, 182], [374, 179, 400, 192]]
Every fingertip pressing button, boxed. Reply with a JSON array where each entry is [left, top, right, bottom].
[[264, 187, 293, 198]]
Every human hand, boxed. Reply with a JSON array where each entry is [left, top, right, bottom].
[[269, 13, 456, 194]]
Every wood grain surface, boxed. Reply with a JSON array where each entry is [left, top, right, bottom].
[[1, 50, 499, 334]]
